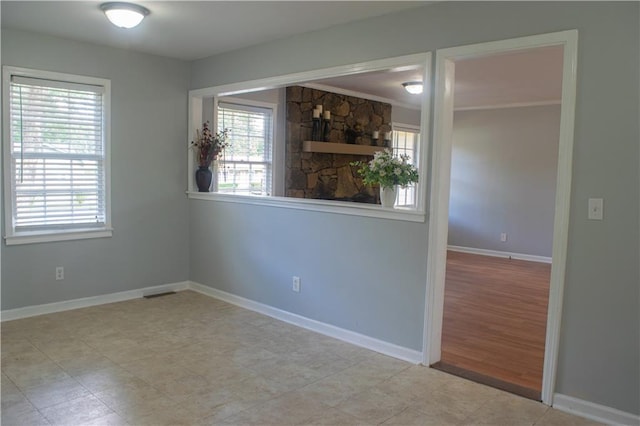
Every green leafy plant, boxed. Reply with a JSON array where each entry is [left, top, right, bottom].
[[191, 121, 230, 167], [351, 149, 419, 188]]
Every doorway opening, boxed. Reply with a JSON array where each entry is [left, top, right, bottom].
[[433, 45, 563, 400], [423, 31, 579, 406]]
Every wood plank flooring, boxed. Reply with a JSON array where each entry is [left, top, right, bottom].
[[437, 250, 551, 399]]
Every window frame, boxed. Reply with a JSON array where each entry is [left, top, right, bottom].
[[2, 66, 112, 245], [214, 97, 276, 196], [392, 122, 421, 208]]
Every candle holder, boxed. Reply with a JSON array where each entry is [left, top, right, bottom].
[[311, 109, 321, 141], [383, 132, 392, 148], [371, 130, 380, 146], [322, 110, 331, 142]]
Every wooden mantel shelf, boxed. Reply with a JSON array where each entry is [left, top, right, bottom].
[[303, 141, 385, 156]]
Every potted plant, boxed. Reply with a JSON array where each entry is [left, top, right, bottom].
[[191, 121, 229, 192], [352, 149, 419, 208]]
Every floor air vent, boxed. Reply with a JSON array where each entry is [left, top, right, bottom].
[[143, 291, 177, 299]]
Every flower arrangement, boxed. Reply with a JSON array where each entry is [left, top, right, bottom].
[[352, 149, 419, 188], [191, 121, 230, 167]]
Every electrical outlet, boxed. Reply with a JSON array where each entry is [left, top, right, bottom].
[[292, 276, 301, 293], [588, 198, 604, 220], [500, 232, 508, 242], [55, 266, 64, 281]]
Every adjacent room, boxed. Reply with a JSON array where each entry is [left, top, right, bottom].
[[1, 1, 638, 425], [434, 46, 562, 400]]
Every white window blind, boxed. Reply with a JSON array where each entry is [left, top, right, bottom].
[[8, 75, 107, 232], [217, 101, 273, 196]]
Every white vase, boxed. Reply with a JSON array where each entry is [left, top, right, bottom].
[[380, 185, 397, 208]]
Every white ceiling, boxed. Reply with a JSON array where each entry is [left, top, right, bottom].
[[2, 1, 563, 109], [1, 1, 428, 61], [310, 66, 426, 109], [454, 46, 564, 109]]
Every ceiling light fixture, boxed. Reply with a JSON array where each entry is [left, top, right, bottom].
[[100, 2, 150, 29], [402, 81, 423, 95]]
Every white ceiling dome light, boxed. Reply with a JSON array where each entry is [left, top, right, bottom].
[[100, 2, 150, 29], [402, 81, 423, 95]]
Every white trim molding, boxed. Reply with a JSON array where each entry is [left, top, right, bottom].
[[423, 29, 579, 407], [5, 229, 113, 246], [454, 99, 561, 112], [188, 191, 426, 223], [1, 281, 190, 322], [2, 66, 112, 246], [189, 282, 423, 364], [553, 394, 640, 426], [448, 245, 552, 264]]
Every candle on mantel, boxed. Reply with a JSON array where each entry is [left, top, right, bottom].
[[323, 111, 331, 120], [384, 132, 392, 140], [312, 109, 320, 118], [372, 130, 379, 139], [316, 105, 323, 114]]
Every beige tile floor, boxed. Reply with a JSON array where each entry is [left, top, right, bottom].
[[1, 290, 600, 426]]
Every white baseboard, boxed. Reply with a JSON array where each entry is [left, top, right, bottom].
[[448, 245, 552, 264], [1, 281, 191, 322], [553, 394, 640, 425], [189, 281, 423, 364]]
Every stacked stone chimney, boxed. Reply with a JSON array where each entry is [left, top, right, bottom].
[[285, 86, 392, 202]]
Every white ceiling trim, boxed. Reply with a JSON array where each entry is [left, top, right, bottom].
[[454, 99, 561, 112]]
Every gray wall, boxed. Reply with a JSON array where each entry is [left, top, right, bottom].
[[392, 105, 421, 127], [1, 29, 191, 309], [189, 200, 428, 350], [190, 1, 639, 415], [449, 105, 560, 257]]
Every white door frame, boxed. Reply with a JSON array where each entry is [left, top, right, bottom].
[[423, 30, 579, 406]]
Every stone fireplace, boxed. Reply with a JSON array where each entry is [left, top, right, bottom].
[[285, 86, 392, 203]]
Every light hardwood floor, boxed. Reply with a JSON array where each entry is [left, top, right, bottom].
[[438, 250, 551, 399], [1, 290, 597, 425]]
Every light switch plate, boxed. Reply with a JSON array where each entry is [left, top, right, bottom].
[[588, 198, 603, 220]]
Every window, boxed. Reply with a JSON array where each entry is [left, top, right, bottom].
[[392, 124, 420, 208], [3, 67, 111, 244], [216, 100, 274, 196]]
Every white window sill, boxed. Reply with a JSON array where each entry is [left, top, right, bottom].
[[187, 191, 426, 223], [5, 228, 113, 246]]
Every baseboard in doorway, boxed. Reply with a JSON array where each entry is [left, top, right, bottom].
[[447, 245, 552, 264]]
